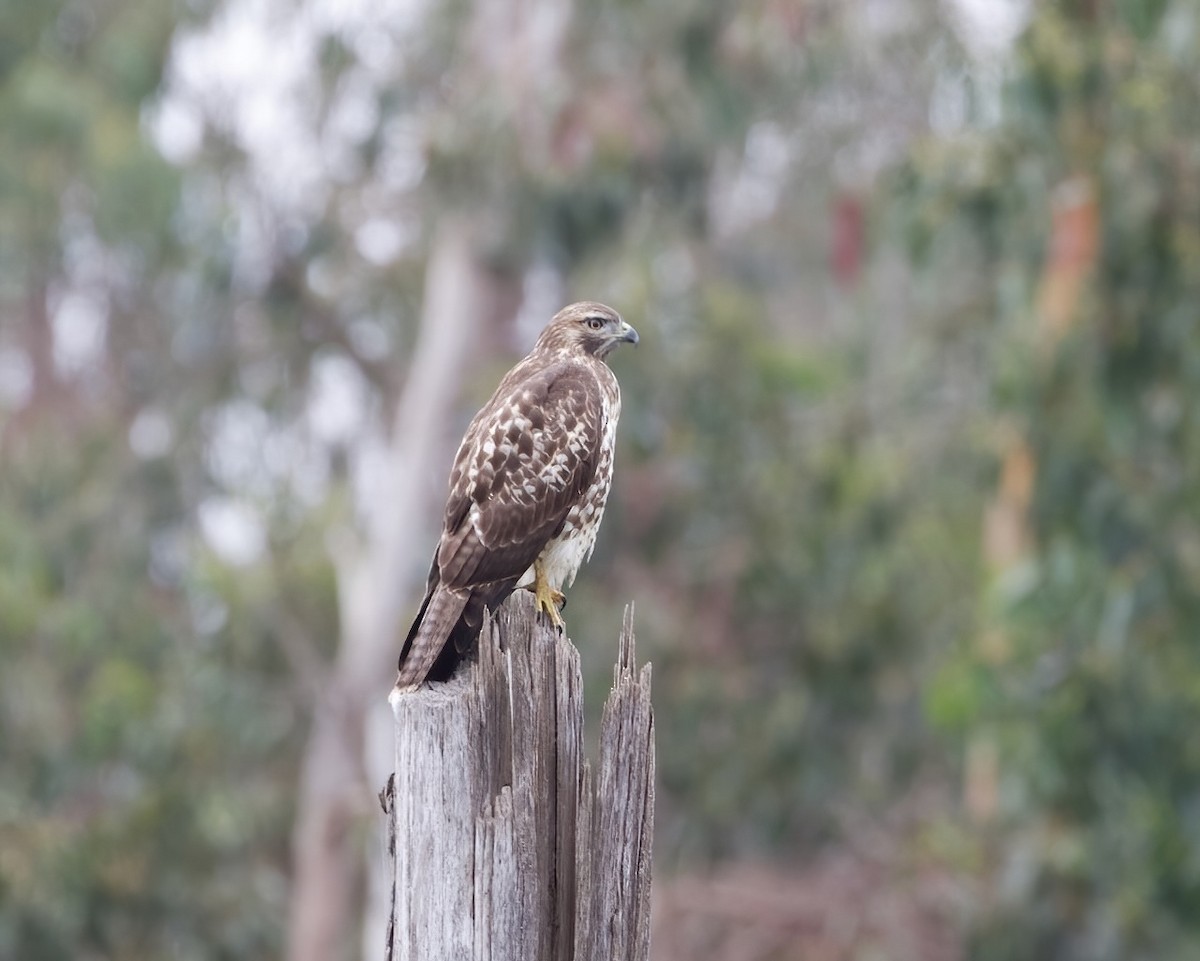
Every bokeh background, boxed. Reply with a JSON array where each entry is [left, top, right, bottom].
[[4, 0, 1200, 959]]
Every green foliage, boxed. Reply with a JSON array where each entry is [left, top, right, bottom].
[[0, 2, 178, 270], [0, 2, 301, 957], [904, 3, 1200, 957], [592, 273, 988, 858], [0, 433, 296, 961]]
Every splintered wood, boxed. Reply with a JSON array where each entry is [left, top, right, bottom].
[[386, 592, 654, 961]]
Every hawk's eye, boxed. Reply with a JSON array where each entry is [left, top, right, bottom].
[[586, 316, 605, 331]]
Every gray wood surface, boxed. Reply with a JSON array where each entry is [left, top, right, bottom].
[[385, 592, 654, 961]]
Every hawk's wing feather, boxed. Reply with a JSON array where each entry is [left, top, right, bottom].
[[436, 361, 603, 589], [393, 582, 471, 690]]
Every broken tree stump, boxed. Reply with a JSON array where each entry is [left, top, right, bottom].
[[384, 591, 654, 961]]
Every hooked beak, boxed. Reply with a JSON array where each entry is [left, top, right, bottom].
[[619, 321, 639, 346]]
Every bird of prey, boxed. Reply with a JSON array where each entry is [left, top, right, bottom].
[[394, 301, 639, 692]]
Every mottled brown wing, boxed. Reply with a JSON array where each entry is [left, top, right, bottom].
[[436, 360, 604, 589]]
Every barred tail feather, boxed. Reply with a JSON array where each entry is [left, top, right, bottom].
[[393, 585, 471, 692]]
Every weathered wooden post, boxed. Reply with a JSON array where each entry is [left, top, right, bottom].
[[383, 591, 654, 961]]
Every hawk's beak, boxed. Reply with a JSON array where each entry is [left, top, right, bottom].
[[619, 321, 639, 346]]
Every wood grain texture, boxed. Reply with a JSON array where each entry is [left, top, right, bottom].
[[386, 591, 653, 961]]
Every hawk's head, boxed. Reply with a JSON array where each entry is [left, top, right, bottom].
[[536, 302, 639, 360]]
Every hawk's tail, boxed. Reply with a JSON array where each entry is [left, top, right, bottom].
[[394, 585, 471, 692]]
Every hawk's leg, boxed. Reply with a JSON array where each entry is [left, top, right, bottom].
[[532, 558, 566, 630]]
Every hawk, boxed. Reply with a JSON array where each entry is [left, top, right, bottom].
[[394, 301, 638, 692]]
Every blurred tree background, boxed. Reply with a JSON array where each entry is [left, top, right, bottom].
[[2, 0, 1198, 959]]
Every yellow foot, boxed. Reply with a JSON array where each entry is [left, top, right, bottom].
[[531, 562, 566, 630]]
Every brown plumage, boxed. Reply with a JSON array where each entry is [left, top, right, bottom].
[[393, 301, 638, 692]]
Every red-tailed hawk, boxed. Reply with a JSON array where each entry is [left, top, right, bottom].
[[393, 302, 638, 692]]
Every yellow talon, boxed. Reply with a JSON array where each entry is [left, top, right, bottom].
[[532, 560, 566, 630]]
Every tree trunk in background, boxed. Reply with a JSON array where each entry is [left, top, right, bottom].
[[286, 220, 505, 961], [969, 174, 1100, 824], [286, 0, 577, 948]]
